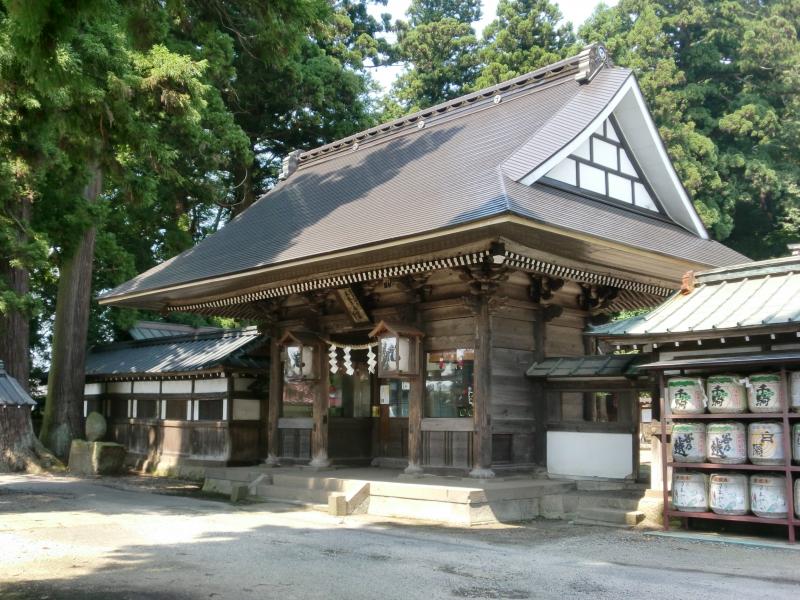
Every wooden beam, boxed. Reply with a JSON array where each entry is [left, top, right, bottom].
[[405, 338, 425, 475], [532, 305, 547, 467], [309, 340, 331, 467], [470, 293, 494, 478], [265, 334, 283, 465]]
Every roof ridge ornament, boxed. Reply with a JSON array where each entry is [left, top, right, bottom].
[[575, 43, 610, 84], [278, 149, 302, 180]]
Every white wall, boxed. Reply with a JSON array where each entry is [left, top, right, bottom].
[[195, 378, 228, 394], [547, 431, 633, 479]]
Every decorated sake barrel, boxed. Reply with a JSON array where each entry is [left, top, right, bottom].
[[672, 471, 708, 512], [668, 377, 706, 414], [795, 479, 800, 518], [791, 372, 800, 412], [671, 422, 706, 463], [748, 421, 785, 465], [706, 421, 747, 464], [706, 375, 747, 413], [750, 474, 788, 519], [793, 423, 800, 464], [709, 473, 749, 516], [746, 373, 784, 413]]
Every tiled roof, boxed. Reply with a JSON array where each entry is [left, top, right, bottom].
[[101, 46, 744, 305], [85, 328, 267, 377], [589, 255, 800, 339], [0, 362, 36, 406]]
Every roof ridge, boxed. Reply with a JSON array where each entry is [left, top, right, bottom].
[[296, 44, 610, 169]]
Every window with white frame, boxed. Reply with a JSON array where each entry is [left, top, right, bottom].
[[543, 117, 659, 212]]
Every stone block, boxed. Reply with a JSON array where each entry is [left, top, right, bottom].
[[230, 484, 249, 503], [329, 493, 347, 516], [85, 412, 107, 442], [68, 440, 126, 476]]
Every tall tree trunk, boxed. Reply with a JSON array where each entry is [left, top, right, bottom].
[[40, 165, 102, 460], [0, 192, 32, 392], [0, 405, 61, 472]]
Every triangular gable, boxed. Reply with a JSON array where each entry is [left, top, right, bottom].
[[506, 76, 708, 239], [542, 117, 658, 212]]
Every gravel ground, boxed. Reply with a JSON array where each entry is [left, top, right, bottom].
[[0, 474, 798, 600]]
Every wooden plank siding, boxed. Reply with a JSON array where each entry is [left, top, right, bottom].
[[491, 307, 537, 465]]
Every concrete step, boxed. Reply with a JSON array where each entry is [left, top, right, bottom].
[[575, 480, 648, 492], [576, 492, 645, 512], [575, 506, 645, 528], [253, 484, 331, 505], [270, 474, 352, 492]]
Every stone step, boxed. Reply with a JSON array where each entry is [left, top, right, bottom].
[[575, 480, 648, 492], [270, 474, 353, 492], [575, 507, 645, 528], [576, 492, 645, 512], [254, 484, 331, 504]]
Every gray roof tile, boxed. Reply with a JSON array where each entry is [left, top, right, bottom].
[[85, 328, 266, 377], [102, 56, 744, 305]]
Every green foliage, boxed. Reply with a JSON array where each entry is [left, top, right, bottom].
[[389, 0, 483, 111], [475, 0, 578, 88]]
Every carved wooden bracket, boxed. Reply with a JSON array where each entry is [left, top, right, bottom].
[[396, 273, 432, 304], [253, 298, 287, 330], [304, 288, 335, 316], [541, 303, 563, 322], [577, 284, 619, 311], [529, 274, 564, 303], [460, 262, 510, 314]]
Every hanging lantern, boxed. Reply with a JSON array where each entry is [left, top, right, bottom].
[[278, 330, 320, 382], [369, 320, 424, 378]]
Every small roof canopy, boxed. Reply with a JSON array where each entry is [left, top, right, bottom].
[[85, 328, 266, 378], [526, 355, 645, 379], [639, 351, 800, 371], [277, 330, 321, 347], [0, 362, 36, 406], [369, 321, 425, 339], [589, 255, 800, 342]]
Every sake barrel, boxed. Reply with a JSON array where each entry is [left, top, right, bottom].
[[706, 375, 747, 413], [706, 421, 747, 464], [709, 473, 749, 516], [748, 421, 785, 465], [750, 474, 788, 519], [746, 373, 784, 412], [672, 471, 708, 512], [671, 422, 706, 463], [790, 371, 800, 412], [668, 377, 705, 414], [793, 423, 800, 464], [795, 478, 800, 518]]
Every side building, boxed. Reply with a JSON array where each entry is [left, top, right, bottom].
[[97, 45, 746, 478], [83, 323, 268, 475]]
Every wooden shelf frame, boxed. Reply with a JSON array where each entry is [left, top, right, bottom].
[[657, 365, 799, 543]]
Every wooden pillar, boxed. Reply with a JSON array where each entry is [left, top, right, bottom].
[[265, 335, 283, 466], [470, 294, 494, 478], [309, 340, 331, 467], [531, 306, 547, 467], [405, 340, 425, 475]]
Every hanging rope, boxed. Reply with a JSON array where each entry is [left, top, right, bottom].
[[320, 338, 378, 351]]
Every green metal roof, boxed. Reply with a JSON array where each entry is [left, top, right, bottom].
[[526, 354, 645, 378], [85, 328, 267, 377], [589, 255, 800, 339]]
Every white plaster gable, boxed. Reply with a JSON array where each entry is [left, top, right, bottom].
[[517, 76, 708, 239]]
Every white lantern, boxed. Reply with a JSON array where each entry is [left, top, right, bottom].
[[369, 320, 424, 378], [278, 330, 319, 381]]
